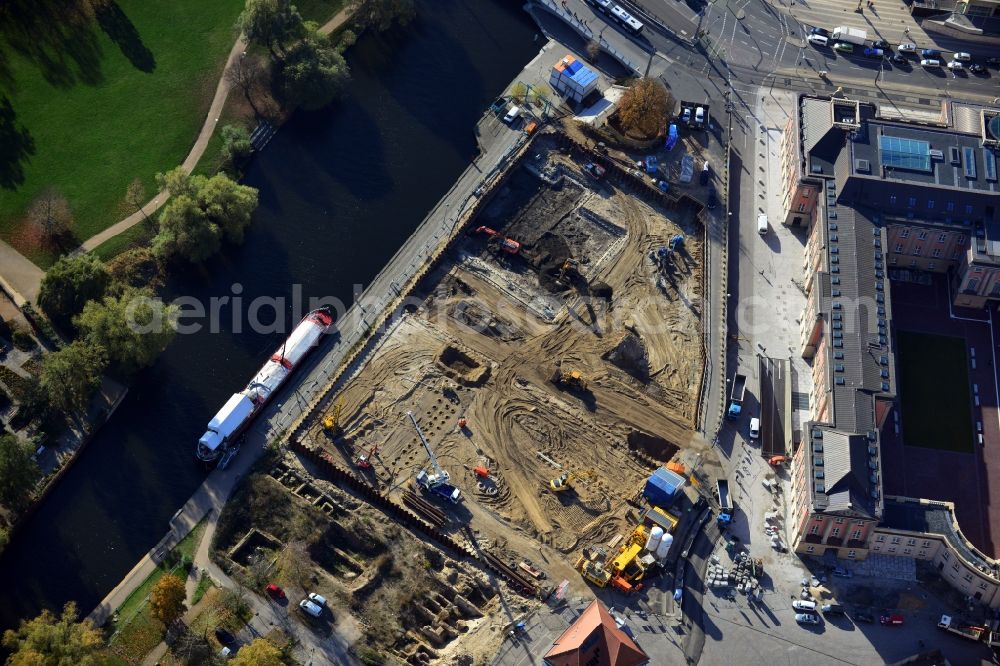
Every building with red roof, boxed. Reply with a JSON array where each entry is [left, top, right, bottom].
[[543, 600, 649, 666]]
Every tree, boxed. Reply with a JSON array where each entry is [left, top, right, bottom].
[[238, 0, 304, 58], [586, 39, 600, 62], [75, 287, 176, 374], [37, 253, 110, 329], [152, 169, 259, 263], [284, 539, 312, 587], [40, 341, 108, 413], [350, 0, 416, 32], [278, 26, 349, 111], [2, 602, 102, 666], [616, 77, 671, 139], [120, 178, 151, 223], [221, 125, 254, 172], [25, 188, 73, 248], [150, 573, 187, 626], [106, 247, 164, 292], [230, 638, 283, 666], [0, 434, 39, 509], [226, 53, 271, 118]]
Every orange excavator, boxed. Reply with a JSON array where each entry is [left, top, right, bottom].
[[475, 226, 521, 254]]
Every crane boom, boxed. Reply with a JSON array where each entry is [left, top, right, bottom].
[[407, 411, 447, 479]]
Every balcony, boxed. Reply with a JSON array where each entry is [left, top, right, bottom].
[[848, 539, 867, 549], [804, 534, 823, 544], [825, 536, 844, 547]]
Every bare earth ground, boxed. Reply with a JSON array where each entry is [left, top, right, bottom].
[[292, 134, 708, 662]]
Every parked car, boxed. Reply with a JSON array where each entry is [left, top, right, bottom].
[[920, 48, 940, 58], [833, 42, 854, 54], [822, 604, 846, 616], [700, 161, 711, 185], [307, 592, 327, 607], [809, 26, 830, 37], [871, 39, 890, 49], [707, 187, 718, 210], [947, 59, 964, 70], [863, 47, 884, 59], [795, 613, 821, 625], [681, 108, 692, 124], [265, 583, 285, 599], [920, 59, 941, 68], [299, 599, 323, 618], [214, 627, 235, 645], [792, 600, 817, 611], [970, 63, 987, 74], [807, 34, 829, 47], [853, 612, 875, 623], [695, 106, 706, 125], [832, 566, 853, 578], [749, 417, 760, 439], [953, 51, 972, 61], [880, 613, 904, 625], [891, 53, 909, 64], [897, 43, 917, 53]]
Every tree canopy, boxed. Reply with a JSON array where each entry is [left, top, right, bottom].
[[2, 602, 102, 666], [152, 169, 259, 263], [150, 573, 187, 626], [40, 341, 108, 414], [617, 77, 672, 139], [37, 254, 110, 329], [0, 434, 39, 509], [25, 188, 74, 248], [230, 638, 284, 666], [351, 0, 416, 32], [221, 125, 254, 171], [75, 287, 177, 374], [278, 26, 349, 111], [238, 0, 304, 57]]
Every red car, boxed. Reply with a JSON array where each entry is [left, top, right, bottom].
[[265, 583, 285, 599], [880, 614, 904, 625]]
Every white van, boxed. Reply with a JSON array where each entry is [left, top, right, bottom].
[[695, 107, 705, 125], [757, 214, 769, 235], [792, 600, 817, 611], [749, 417, 760, 439], [503, 105, 521, 124], [807, 34, 828, 47]]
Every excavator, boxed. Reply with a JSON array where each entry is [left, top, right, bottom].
[[555, 258, 579, 288], [474, 226, 521, 254], [553, 368, 588, 391], [550, 469, 596, 492], [322, 399, 343, 436], [575, 525, 650, 593]]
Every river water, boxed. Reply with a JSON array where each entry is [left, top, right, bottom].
[[0, 0, 540, 631]]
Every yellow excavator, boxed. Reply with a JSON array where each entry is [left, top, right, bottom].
[[550, 469, 595, 492], [322, 399, 343, 435], [553, 369, 588, 391]]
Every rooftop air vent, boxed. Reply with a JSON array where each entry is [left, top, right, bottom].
[[855, 159, 871, 173]]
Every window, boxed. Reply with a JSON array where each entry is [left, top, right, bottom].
[[891, 536, 901, 544], [967, 278, 981, 292], [938, 233, 947, 243], [798, 203, 807, 212], [903, 548, 912, 555], [947, 202, 956, 212], [943, 550, 950, 560], [913, 246, 922, 256], [918, 550, 926, 558], [929, 262, 936, 270], [917, 231, 928, 241], [932, 248, 942, 258], [810, 524, 820, 535], [908, 197, 917, 208], [803, 190, 811, 198], [888, 547, 897, 553], [806, 545, 815, 553], [964, 573, 974, 582], [922, 540, 931, 548], [928, 200, 936, 210], [895, 244, 904, 253], [834, 518, 845, 525], [876, 534, 885, 542], [900, 228, 910, 238], [890, 195, 897, 206], [851, 529, 862, 540], [831, 528, 841, 538], [966, 204, 974, 215], [848, 550, 857, 559], [958, 235, 966, 245], [981, 582, 989, 590]]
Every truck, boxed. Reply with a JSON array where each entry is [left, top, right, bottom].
[[727, 373, 747, 419], [831, 26, 867, 45], [937, 615, 986, 642], [416, 470, 462, 503], [716, 479, 732, 524]]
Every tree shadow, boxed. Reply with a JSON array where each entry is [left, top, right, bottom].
[[0, 95, 34, 189], [94, 1, 155, 73], [0, 0, 104, 89]]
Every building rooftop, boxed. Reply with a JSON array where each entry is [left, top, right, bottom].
[[882, 497, 999, 582], [543, 600, 648, 666]]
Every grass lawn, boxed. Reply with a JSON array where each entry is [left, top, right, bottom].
[[896, 330, 974, 453], [0, 0, 244, 267]]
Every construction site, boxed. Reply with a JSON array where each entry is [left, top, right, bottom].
[[282, 130, 713, 662]]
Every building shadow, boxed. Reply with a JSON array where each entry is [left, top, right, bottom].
[[0, 95, 34, 189], [94, 1, 155, 73]]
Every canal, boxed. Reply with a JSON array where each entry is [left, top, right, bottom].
[[0, 0, 540, 631]]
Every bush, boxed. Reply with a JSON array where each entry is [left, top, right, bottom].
[[11, 330, 37, 352], [20, 304, 66, 350]]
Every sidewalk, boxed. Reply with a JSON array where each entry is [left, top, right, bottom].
[[0, 240, 43, 305]]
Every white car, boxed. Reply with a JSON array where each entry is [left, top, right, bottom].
[[897, 42, 917, 53], [947, 60, 963, 70], [792, 600, 817, 611], [807, 34, 829, 47], [749, 417, 760, 439], [920, 58, 941, 68], [795, 613, 820, 625], [299, 599, 323, 617], [695, 106, 705, 125], [953, 51, 971, 62], [308, 592, 327, 607]]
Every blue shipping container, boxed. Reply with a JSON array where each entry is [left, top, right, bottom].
[[643, 467, 685, 508]]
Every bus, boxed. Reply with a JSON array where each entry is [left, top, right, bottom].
[[609, 4, 644, 34]]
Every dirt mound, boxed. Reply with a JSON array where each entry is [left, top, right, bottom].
[[604, 332, 649, 380], [627, 430, 678, 461]]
